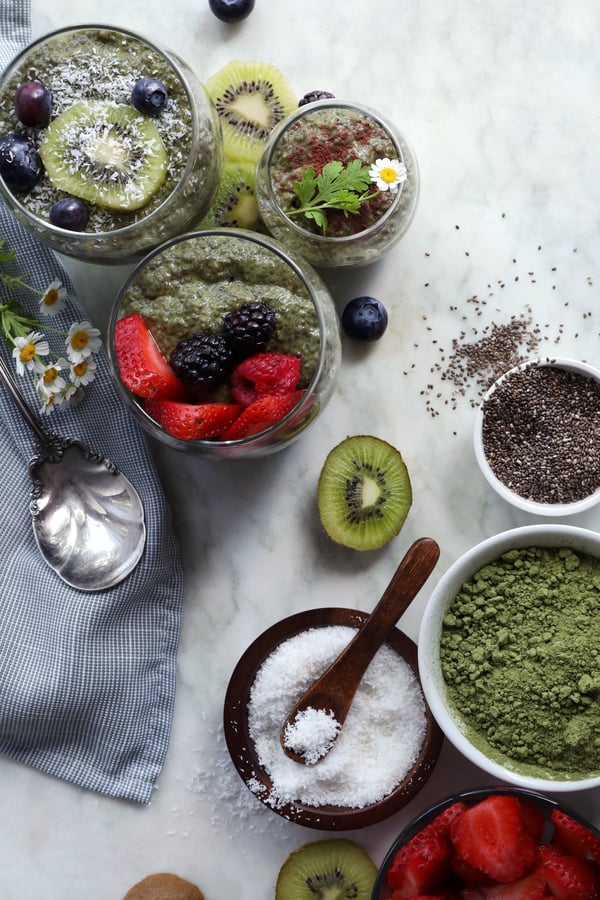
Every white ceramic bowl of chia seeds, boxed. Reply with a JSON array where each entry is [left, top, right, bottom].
[[0, 24, 223, 263], [473, 357, 600, 516], [418, 523, 600, 792]]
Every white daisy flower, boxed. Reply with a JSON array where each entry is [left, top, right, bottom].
[[39, 280, 67, 317], [66, 321, 102, 362], [39, 390, 65, 415], [69, 356, 97, 387], [37, 358, 68, 397], [12, 331, 50, 375], [63, 384, 85, 406], [368, 157, 407, 193]]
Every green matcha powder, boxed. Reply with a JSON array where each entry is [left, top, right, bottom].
[[440, 546, 600, 779]]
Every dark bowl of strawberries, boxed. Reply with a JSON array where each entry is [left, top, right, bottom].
[[107, 228, 341, 459], [372, 785, 600, 899]]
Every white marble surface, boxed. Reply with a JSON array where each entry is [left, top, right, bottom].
[[3, 0, 599, 896]]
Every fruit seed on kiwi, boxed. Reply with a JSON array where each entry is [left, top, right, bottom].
[[40, 100, 168, 212], [205, 60, 297, 163], [275, 838, 377, 900], [195, 160, 259, 229], [317, 434, 412, 551]]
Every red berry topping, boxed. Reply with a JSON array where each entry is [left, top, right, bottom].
[[230, 352, 302, 407], [386, 822, 453, 895], [550, 808, 600, 863], [449, 795, 537, 883], [145, 399, 242, 440], [114, 312, 188, 400], [539, 844, 600, 900], [221, 391, 303, 440]]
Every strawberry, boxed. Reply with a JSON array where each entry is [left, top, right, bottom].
[[145, 398, 242, 440], [221, 391, 303, 440], [386, 824, 452, 896], [518, 800, 546, 844], [476, 864, 547, 899], [450, 853, 493, 885], [114, 312, 188, 400], [230, 352, 301, 407], [449, 795, 537, 884], [428, 802, 469, 838], [550, 808, 600, 863], [539, 844, 600, 899]]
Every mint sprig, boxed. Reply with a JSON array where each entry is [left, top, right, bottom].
[[289, 160, 377, 235]]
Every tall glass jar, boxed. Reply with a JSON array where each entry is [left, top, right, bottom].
[[0, 25, 223, 263], [256, 99, 419, 269]]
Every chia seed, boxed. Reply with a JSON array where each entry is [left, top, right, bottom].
[[481, 363, 600, 504]]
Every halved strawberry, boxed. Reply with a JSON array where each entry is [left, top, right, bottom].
[[550, 808, 600, 863], [449, 795, 537, 884], [477, 864, 547, 899], [114, 312, 188, 400], [230, 352, 301, 407], [386, 825, 452, 896], [221, 391, 303, 440], [428, 802, 469, 838], [519, 800, 546, 844], [145, 398, 242, 440], [539, 844, 600, 900]]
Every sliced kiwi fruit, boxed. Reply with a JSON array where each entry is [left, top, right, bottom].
[[39, 100, 168, 211], [276, 839, 377, 900], [205, 60, 297, 163], [317, 434, 412, 551], [195, 161, 259, 229]]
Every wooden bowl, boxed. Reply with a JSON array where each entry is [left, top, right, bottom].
[[223, 606, 443, 830]]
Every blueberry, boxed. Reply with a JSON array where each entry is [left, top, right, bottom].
[[298, 90, 335, 107], [49, 197, 89, 232], [14, 81, 52, 127], [0, 133, 42, 192], [341, 296, 388, 342], [208, 0, 255, 22], [131, 77, 169, 116]]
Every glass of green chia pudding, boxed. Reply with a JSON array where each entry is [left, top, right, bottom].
[[108, 229, 341, 459], [419, 524, 600, 792], [255, 99, 419, 268], [0, 25, 223, 263]]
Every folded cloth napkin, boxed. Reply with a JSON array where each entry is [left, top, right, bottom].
[[0, 0, 30, 71], [0, 206, 184, 801]]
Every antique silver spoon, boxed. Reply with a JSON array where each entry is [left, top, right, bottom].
[[0, 351, 146, 591]]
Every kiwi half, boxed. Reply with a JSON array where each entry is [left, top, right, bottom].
[[317, 435, 412, 551], [276, 839, 377, 900], [196, 160, 259, 229], [205, 60, 297, 163], [40, 100, 168, 211]]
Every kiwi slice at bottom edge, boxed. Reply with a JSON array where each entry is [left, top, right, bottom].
[[195, 160, 260, 230], [317, 434, 412, 551], [40, 100, 168, 212], [276, 838, 377, 900]]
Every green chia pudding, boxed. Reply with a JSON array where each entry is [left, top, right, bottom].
[[0, 26, 222, 257], [439, 546, 600, 780], [256, 101, 420, 268], [121, 233, 321, 392]]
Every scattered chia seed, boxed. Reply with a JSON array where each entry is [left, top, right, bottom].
[[481, 363, 600, 504]]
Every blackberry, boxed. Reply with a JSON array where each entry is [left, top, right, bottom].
[[223, 302, 277, 356], [170, 333, 233, 390], [298, 90, 335, 107]]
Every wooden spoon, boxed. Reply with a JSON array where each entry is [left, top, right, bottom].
[[279, 536, 440, 764]]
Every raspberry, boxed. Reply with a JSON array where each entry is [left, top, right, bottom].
[[222, 302, 277, 357], [169, 333, 233, 390], [230, 352, 301, 406]]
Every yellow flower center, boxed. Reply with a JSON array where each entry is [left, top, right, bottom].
[[70, 330, 89, 351], [43, 367, 59, 385], [44, 287, 59, 306], [73, 360, 88, 377], [19, 342, 36, 363], [379, 166, 398, 184]]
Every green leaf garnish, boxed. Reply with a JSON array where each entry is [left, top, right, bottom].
[[289, 160, 378, 235]]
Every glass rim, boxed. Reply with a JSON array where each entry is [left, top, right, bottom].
[[0, 23, 203, 242]]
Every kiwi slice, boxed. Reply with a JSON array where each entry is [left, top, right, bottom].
[[317, 435, 412, 551], [205, 60, 297, 163], [40, 100, 168, 211], [196, 161, 259, 229], [276, 839, 377, 900]]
